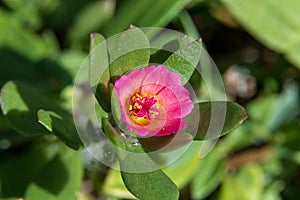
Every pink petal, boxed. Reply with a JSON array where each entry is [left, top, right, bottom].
[[141, 65, 181, 86], [114, 65, 194, 137], [157, 87, 182, 119], [154, 119, 187, 136], [167, 85, 194, 117]]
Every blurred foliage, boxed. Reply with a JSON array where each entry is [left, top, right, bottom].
[[0, 0, 299, 200]]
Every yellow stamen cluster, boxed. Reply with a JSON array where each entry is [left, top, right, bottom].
[[128, 92, 159, 126]]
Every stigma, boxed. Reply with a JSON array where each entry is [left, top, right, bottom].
[[128, 92, 160, 126]]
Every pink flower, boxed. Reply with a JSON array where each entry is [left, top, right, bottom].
[[114, 65, 194, 137]]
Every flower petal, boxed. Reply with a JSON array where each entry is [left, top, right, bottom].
[[167, 85, 194, 117], [154, 118, 187, 136], [141, 65, 181, 86], [114, 65, 194, 137]]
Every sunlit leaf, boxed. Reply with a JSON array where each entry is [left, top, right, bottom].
[[121, 169, 179, 200], [221, 0, 300, 69], [219, 163, 265, 200], [88, 33, 111, 113], [0, 81, 82, 149], [108, 26, 150, 82], [0, 81, 55, 136], [37, 109, 82, 150], [163, 37, 202, 85]]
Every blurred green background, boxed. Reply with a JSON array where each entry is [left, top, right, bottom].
[[0, 0, 299, 199]]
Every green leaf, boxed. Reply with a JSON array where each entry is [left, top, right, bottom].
[[101, 119, 179, 200], [162, 141, 202, 188], [0, 81, 82, 149], [89, 33, 111, 112], [191, 149, 225, 199], [57, 50, 87, 81], [219, 163, 265, 200], [0, 9, 58, 60], [68, 0, 115, 45], [150, 39, 180, 65], [163, 37, 202, 85], [0, 48, 72, 90], [102, 0, 194, 36], [37, 109, 82, 150], [262, 181, 284, 200], [139, 132, 192, 152], [102, 143, 201, 199], [0, 142, 61, 197], [178, 10, 200, 40], [121, 170, 179, 200], [0, 81, 54, 136], [101, 118, 126, 149], [102, 169, 136, 199], [108, 26, 150, 82], [195, 101, 247, 140], [25, 146, 83, 200], [247, 83, 299, 131], [120, 143, 179, 199], [220, 0, 300, 69], [2, 0, 59, 30]]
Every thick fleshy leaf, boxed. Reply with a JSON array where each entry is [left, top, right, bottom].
[[25, 146, 83, 200], [220, 0, 300, 69], [108, 26, 150, 82], [0, 81, 56, 136], [101, 119, 179, 200], [195, 101, 247, 140], [89, 33, 107, 88], [37, 109, 82, 150], [102, 169, 136, 199], [150, 39, 180, 65], [102, 142, 201, 199], [101, 118, 125, 149], [121, 169, 179, 200], [163, 37, 202, 85], [102, 0, 194, 36], [139, 132, 192, 152], [150, 36, 202, 85], [0, 81, 82, 149], [89, 33, 111, 112], [120, 142, 179, 200]]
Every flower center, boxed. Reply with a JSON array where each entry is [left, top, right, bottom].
[[128, 93, 160, 126]]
